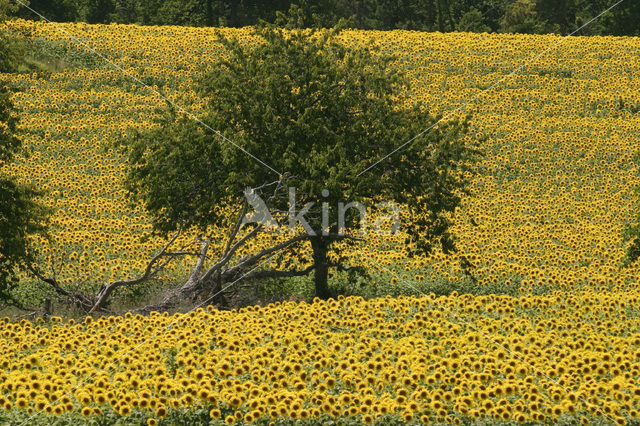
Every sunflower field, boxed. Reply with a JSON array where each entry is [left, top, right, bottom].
[[1, 19, 640, 425]]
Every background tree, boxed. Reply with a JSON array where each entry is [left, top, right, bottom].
[[119, 19, 480, 303], [0, 8, 49, 304], [623, 153, 640, 266], [598, 0, 640, 36], [0, 0, 19, 22], [78, 0, 115, 24], [499, 0, 543, 34], [457, 7, 491, 32], [0, 0, 22, 72], [10, 0, 639, 37], [535, 0, 578, 34], [15, 0, 78, 23]]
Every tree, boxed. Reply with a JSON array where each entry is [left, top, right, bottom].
[[623, 153, 640, 266], [7, 0, 640, 37], [599, 0, 640, 37], [0, 0, 21, 73], [78, 0, 116, 24], [435, 0, 455, 32], [0, 30, 49, 304], [116, 19, 479, 307], [0, 0, 18, 21], [458, 7, 491, 32], [535, 0, 577, 34], [499, 0, 543, 34], [15, 0, 78, 22], [153, 0, 208, 27]]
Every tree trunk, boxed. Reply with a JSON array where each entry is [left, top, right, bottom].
[[205, 0, 214, 26], [437, 0, 447, 31], [311, 238, 331, 299], [43, 298, 51, 320], [208, 274, 228, 307], [229, 0, 238, 27]]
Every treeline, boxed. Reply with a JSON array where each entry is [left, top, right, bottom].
[[13, 0, 640, 36]]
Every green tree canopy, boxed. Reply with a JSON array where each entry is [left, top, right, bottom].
[[458, 7, 491, 33], [0, 0, 22, 73], [0, 65, 49, 303], [123, 21, 480, 298], [9, 0, 640, 37], [623, 153, 640, 266], [499, 0, 543, 34]]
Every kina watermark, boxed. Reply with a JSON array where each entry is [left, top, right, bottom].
[[242, 187, 401, 236]]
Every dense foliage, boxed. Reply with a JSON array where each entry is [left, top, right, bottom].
[[0, 0, 21, 72], [122, 21, 478, 298], [0, 14, 48, 303], [11, 0, 640, 36]]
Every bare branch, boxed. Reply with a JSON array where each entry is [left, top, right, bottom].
[[253, 178, 282, 193], [199, 223, 264, 283], [220, 232, 364, 281], [26, 263, 93, 312], [177, 240, 210, 296], [88, 228, 183, 314], [158, 251, 201, 258], [220, 233, 310, 280], [223, 199, 249, 257], [324, 233, 365, 242], [15, 310, 39, 321], [26, 263, 72, 298]]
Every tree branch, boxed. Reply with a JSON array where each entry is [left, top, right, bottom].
[[26, 263, 93, 311], [223, 199, 249, 257], [88, 228, 183, 314], [176, 239, 210, 296], [220, 233, 310, 280], [221, 232, 364, 281], [26, 263, 72, 298], [199, 223, 263, 283]]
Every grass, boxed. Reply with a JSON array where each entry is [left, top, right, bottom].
[[9, 37, 100, 75], [0, 409, 627, 426]]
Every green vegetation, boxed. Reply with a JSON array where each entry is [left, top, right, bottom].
[[10, 0, 640, 36], [121, 19, 479, 300], [0, 399, 620, 425], [0, 10, 49, 305]]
